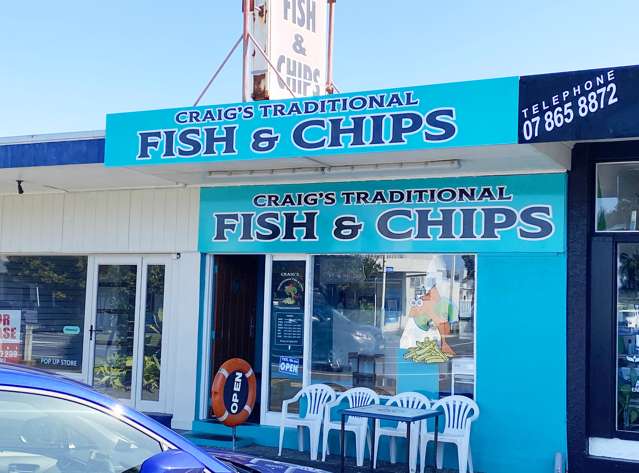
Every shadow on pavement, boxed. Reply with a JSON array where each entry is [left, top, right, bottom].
[[204, 444, 463, 473]]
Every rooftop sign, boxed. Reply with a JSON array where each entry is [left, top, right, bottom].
[[255, 0, 328, 99]]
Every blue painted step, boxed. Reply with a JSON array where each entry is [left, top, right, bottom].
[[144, 412, 173, 428], [183, 431, 254, 449]]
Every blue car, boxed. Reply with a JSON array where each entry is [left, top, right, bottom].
[[0, 363, 327, 473]]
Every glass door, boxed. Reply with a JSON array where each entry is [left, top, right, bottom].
[[89, 259, 140, 403], [260, 255, 312, 425], [135, 259, 168, 412], [87, 256, 169, 411]]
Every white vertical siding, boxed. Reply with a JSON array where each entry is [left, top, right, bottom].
[[0, 187, 203, 427], [164, 252, 202, 429], [1, 194, 65, 252], [0, 187, 200, 254]]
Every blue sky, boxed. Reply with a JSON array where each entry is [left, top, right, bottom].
[[1, 0, 638, 136]]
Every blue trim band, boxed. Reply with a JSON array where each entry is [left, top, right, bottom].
[[0, 139, 105, 168]]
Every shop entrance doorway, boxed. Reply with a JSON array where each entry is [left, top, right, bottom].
[[85, 256, 170, 412], [212, 255, 262, 422]]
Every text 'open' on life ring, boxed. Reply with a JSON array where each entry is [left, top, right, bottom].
[[211, 358, 257, 427]]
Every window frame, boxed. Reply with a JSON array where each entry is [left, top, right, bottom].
[[0, 253, 90, 381], [589, 156, 639, 441], [614, 240, 639, 434], [307, 253, 478, 400], [594, 161, 639, 234], [257, 252, 477, 427]]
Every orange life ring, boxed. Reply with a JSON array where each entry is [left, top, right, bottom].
[[211, 358, 257, 427]]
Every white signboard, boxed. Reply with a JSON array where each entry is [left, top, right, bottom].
[[265, 0, 328, 99]]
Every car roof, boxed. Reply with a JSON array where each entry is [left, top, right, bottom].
[[0, 363, 114, 405], [0, 363, 233, 472]]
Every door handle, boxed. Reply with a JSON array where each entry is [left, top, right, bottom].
[[89, 324, 101, 341]]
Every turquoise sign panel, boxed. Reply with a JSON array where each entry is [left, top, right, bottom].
[[199, 173, 566, 254], [105, 77, 518, 167], [62, 325, 81, 335]]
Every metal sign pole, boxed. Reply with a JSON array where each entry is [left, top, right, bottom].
[[195, 0, 334, 103], [242, 0, 251, 101], [326, 0, 336, 94], [232, 426, 237, 451], [194, 35, 242, 106], [248, 34, 297, 98]]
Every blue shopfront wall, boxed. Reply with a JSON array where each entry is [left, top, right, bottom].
[[474, 253, 566, 473], [194, 173, 568, 473]]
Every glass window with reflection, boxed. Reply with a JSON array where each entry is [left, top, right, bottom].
[[617, 243, 639, 432], [596, 162, 639, 231], [0, 256, 87, 373], [310, 254, 475, 399]]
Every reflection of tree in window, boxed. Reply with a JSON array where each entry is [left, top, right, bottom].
[[142, 265, 165, 401], [596, 164, 639, 231], [0, 256, 87, 371], [93, 265, 138, 396], [620, 251, 639, 291]]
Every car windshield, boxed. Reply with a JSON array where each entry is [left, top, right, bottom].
[[0, 389, 164, 473]]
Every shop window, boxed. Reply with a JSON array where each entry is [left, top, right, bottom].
[[0, 256, 87, 373], [310, 254, 475, 398], [596, 162, 639, 232], [617, 243, 639, 431]]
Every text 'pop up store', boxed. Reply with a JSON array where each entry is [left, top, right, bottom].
[[3, 64, 639, 473]]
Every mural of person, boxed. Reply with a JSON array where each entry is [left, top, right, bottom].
[[400, 284, 456, 356]]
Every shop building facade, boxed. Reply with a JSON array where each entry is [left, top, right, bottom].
[[192, 172, 567, 473], [568, 140, 639, 471], [0, 134, 202, 428], [2, 64, 639, 472]]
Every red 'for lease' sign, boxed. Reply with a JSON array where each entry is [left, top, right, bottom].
[[0, 310, 22, 363]]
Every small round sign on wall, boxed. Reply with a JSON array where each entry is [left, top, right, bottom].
[[211, 358, 256, 427]]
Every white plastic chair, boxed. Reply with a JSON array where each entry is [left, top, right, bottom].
[[322, 387, 380, 466], [418, 395, 479, 473], [373, 392, 430, 472], [278, 384, 336, 461]]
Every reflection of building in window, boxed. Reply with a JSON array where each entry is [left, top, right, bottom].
[[596, 162, 639, 231], [310, 254, 476, 399], [617, 244, 639, 431]]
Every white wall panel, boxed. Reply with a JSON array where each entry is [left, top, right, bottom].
[[164, 252, 201, 429], [0, 194, 65, 252], [0, 187, 199, 254], [42, 193, 65, 251], [175, 189, 197, 250], [0, 189, 203, 427]]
